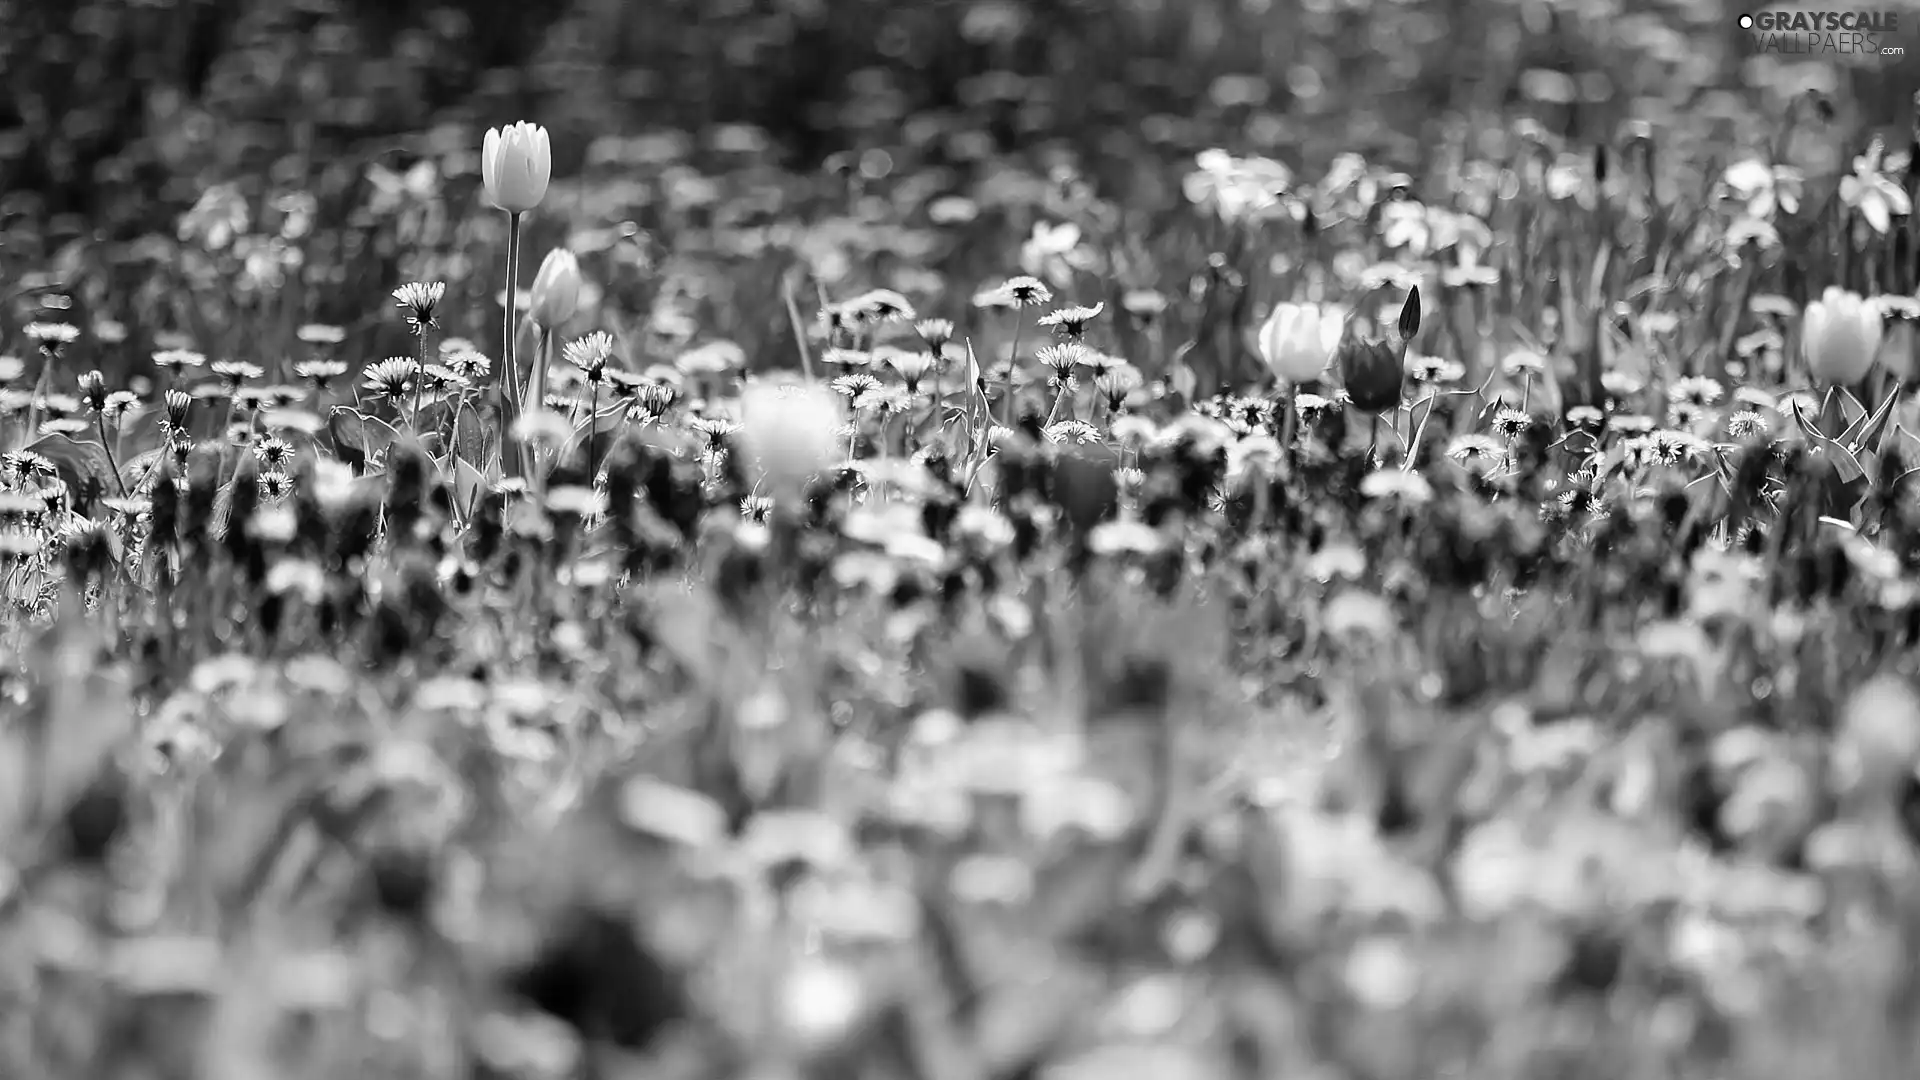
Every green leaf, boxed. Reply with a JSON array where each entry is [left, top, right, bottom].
[[565, 401, 629, 462], [25, 433, 114, 506], [453, 399, 487, 466], [328, 406, 398, 470], [1792, 398, 1866, 483], [1842, 387, 1901, 455], [453, 455, 493, 521]]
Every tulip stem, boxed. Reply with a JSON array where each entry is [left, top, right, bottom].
[[499, 210, 525, 476], [528, 328, 551, 492]]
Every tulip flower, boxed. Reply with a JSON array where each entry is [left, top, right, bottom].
[[482, 122, 551, 214], [1340, 335, 1406, 414], [482, 122, 552, 483], [1257, 302, 1346, 383], [529, 249, 581, 330], [1803, 286, 1882, 386], [737, 377, 847, 498]]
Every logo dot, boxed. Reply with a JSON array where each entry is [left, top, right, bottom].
[[1738, 13, 1754, 28]]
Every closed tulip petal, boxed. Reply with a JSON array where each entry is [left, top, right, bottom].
[[1804, 288, 1881, 385], [482, 122, 552, 214], [482, 127, 501, 201]]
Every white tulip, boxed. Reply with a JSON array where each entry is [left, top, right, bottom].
[[736, 378, 846, 494], [1258, 301, 1347, 383], [482, 122, 551, 214], [528, 249, 581, 329], [1802, 286, 1882, 385]]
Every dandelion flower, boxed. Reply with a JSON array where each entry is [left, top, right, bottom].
[[1044, 419, 1101, 444], [296, 323, 346, 345], [153, 348, 207, 372], [393, 281, 446, 330], [362, 358, 420, 401], [885, 349, 938, 392], [1447, 433, 1508, 475], [830, 372, 881, 407], [23, 322, 80, 353], [1727, 410, 1769, 439], [294, 359, 348, 389], [1669, 376, 1725, 410], [1501, 350, 1546, 378], [563, 330, 616, 379], [1490, 408, 1531, 439], [1410, 354, 1465, 383], [1035, 342, 1087, 376], [914, 318, 956, 350], [1036, 302, 1105, 339], [211, 360, 265, 387], [1295, 392, 1335, 421], [976, 276, 1053, 309], [1359, 469, 1433, 504]]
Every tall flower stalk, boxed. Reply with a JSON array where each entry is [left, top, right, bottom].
[[481, 122, 552, 475]]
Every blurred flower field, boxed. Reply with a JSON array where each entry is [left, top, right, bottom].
[[10, 0, 1920, 1078]]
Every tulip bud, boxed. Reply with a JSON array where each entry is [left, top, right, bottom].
[[1339, 332, 1406, 414], [482, 122, 552, 214], [1257, 302, 1346, 383], [528, 249, 581, 329], [1803, 286, 1881, 386]]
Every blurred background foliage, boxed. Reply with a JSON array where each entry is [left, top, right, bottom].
[[0, 0, 1914, 373]]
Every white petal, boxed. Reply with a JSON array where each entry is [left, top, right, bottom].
[[1863, 196, 1892, 235]]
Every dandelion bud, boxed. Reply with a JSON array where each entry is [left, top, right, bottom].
[[75, 370, 108, 412], [481, 122, 551, 214], [163, 389, 192, 431], [1802, 286, 1881, 386], [1340, 334, 1406, 414], [529, 249, 581, 329], [1256, 302, 1345, 383]]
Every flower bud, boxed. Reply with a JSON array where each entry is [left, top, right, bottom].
[[528, 249, 581, 329], [481, 122, 551, 214], [1802, 286, 1881, 386], [1339, 333, 1406, 414], [1257, 302, 1345, 383]]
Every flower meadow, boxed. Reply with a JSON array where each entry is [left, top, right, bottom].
[[11, 2, 1920, 1078]]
